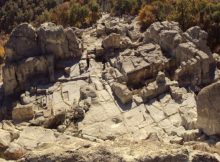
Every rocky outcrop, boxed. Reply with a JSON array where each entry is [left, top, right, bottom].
[[144, 21, 215, 87], [110, 44, 169, 87], [3, 56, 54, 96], [0, 129, 11, 149], [111, 82, 133, 104], [196, 81, 220, 135], [184, 26, 211, 54], [0, 14, 219, 162], [37, 23, 82, 59], [102, 33, 132, 49], [3, 22, 82, 96]]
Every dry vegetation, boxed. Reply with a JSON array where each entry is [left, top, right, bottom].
[[0, 0, 220, 53], [0, 35, 8, 62]]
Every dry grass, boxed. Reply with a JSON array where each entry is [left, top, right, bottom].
[[0, 34, 8, 60], [0, 44, 4, 59]]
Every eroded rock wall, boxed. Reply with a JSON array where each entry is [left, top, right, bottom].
[[3, 22, 83, 96]]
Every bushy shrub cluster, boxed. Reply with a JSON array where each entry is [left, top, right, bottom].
[[36, 0, 100, 28], [0, 0, 219, 52], [0, 0, 63, 32], [138, 0, 220, 52]]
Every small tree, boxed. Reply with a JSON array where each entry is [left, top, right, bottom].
[[69, 3, 89, 27], [138, 4, 156, 30]]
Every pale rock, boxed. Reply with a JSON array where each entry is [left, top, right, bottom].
[[140, 78, 169, 102], [111, 82, 133, 104], [57, 125, 66, 133], [0, 129, 11, 149], [15, 127, 56, 150], [3, 22, 82, 96], [184, 26, 211, 54], [146, 105, 166, 123], [163, 103, 179, 116], [5, 23, 39, 62], [132, 95, 143, 106], [169, 113, 183, 127], [170, 86, 186, 101], [127, 30, 142, 42], [215, 142, 220, 149], [181, 129, 200, 142], [169, 136, 183, 145], [102, 33, 132, 49], [196, 81, 220, 135]]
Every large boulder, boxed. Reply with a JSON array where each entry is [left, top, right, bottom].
[[111, 82, 133, 104], [12, 104, 34, 123], [37, 23, 82, 59], [3, 22, 82, 96], [196, 81, 220, 135], [184, 26, 211, 54], [3, 56, 55, 95], [0, 129, 11, 149], [5, 23, 39, 62], [102, 33, 132, 49]]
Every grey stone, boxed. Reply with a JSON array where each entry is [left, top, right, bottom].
[[197, 81, 220, 135]]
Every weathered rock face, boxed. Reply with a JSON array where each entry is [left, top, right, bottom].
[[3, 56, 54, 95], [196, 81, 220, 135], [5, 23, 39, 62], [0, 129, 11, 149], [184, 26, 211, 54], [144, 21, 215, 87], [37, 23, 82, 59], [3, 22, 82, 96], [102, 33, 132, 49], [111, 82, 133, 104]]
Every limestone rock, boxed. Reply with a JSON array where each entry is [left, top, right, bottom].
[[184, 26, 211, 54], [15, 127, 56, 150], [3, 56, 55, 96], [3, 22, 82, 96], [4, 143, 26, 160], [37, 22, 67, 59], [144, 21, 215, 87], [5, 23, 39, 62], [0, 129, 11, 149], [102, 33, 132, 49], [197, 81, 220, 135], [12, 104, 34, 123], [111, 82, 133, 104], [140, 78, 169, 102]]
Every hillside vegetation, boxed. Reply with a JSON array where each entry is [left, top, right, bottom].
[[0, 0, 220, 55]]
